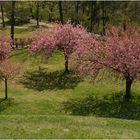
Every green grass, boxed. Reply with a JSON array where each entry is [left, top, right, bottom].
[[0, 22, 42, 39], [0, 32, 140, 138], [0, 115, 140, 139]]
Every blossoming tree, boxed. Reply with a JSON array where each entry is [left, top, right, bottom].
[[0, 60, 20, 99], [0, 32, 20, 99], [76, 27, 140, 100], [29, 23, 91, 72], [0, 33, 11, 61]]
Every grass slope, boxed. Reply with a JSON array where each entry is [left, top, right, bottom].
[[0, 47, 140, 138]]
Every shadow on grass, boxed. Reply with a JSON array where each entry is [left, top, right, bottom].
[[10, 48, 29, 62], [63, 92, 140, 120], [0, 98, 15, 112], [20, 69, 81, 91]]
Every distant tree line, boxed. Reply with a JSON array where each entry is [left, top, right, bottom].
[[0, 1, 139, 32]]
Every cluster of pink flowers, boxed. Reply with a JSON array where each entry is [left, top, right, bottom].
[[0, 33, 11, 61], [29, 23, 140, 98], [0, 59, 21, 79], [76, 26, 140, 81], [29, 23, 94, 71], [29, 28, 56, 58], [30, 24, 140, 81]]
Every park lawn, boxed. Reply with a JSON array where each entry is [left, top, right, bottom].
[[0, 44, 140, 137], [0, 23, 46, 39], [0, 48, 140, 138], [0, 115, 140, 139]]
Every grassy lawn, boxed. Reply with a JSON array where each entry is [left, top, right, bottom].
[[0, 22, 140, 138], [0, 21, 48, 39], [0, 48, 139, 139]]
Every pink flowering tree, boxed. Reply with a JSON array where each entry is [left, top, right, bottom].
[[0, 59, 21, 99], [76, 26, 140, 100], [0, 32, 11, 61], [29, 23, 91, 73], [29, 28, 56, 60]]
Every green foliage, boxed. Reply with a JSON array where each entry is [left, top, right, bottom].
[[4, 2, 31, 25], [2, 1, 140, 33]]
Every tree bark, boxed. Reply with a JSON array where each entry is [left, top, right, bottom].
[[64, 54, 69, 73], [1, 4, 5, 28], [5, 78, 8, 99], [102, 1, 105, 35], [48, 3, 53, 22], [123, 2, 127, 31], [90, 1, 93, 32], [58, 1, 63, 24], [75, 1, 79, 24], [125, 77, 132, 100], [36, 2, 39, 28], [11, 1, 15, 48]]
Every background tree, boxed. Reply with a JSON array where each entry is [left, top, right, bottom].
[[0, 2, 5, 28], [36, 1, 40, 28], [58, 1, 63, 24], [11, 1, 15, 48], [1, 1, 140, 34]]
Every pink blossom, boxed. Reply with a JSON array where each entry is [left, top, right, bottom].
[[76, 26, 140, 99], [0, 32, 11, 61], [29, 23, 92, 72]]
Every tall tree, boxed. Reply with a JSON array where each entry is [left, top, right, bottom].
[[11, 1, 15, 48], [58, 1, 63, 24], [102, 1, 105, 35], [48, 2, 54, 22], [75, 1, 79, 24], [36, 2, 40, 28], [123, 2, 128, 31], [90, 1, 94, 32], [1, 3, 5, 28]]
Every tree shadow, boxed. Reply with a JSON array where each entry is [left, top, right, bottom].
[[20, 69, 81, 91], [10, 48, 29, 62], [63, 92, 140, 120], [0, 98, 15, 112]]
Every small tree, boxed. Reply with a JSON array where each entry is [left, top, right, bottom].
[[30, 23, 91, 73], [0, 33, 12, 99], [76, 26, 140, 100], [0, 59, 20, 99]]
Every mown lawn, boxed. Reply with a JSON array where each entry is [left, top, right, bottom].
[[0, 19, 140, 139], [0, 40, 140, 138]]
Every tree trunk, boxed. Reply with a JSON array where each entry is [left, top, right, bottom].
[[125, 77, 133, 100], [30, 7, 34, 19], [102, 1, 105, 35], [90, 1, 93, 32], [5, 78, 8, 99], [1, 4, 5, 28], [58, 1, 63, 24], [75, 1, 79, 24], [36, 2, 39, 28], [64, 54, 69, 73], [11, 1, 15, 48], [123, 2, 127, 31], [48, 3, 53, 22]]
